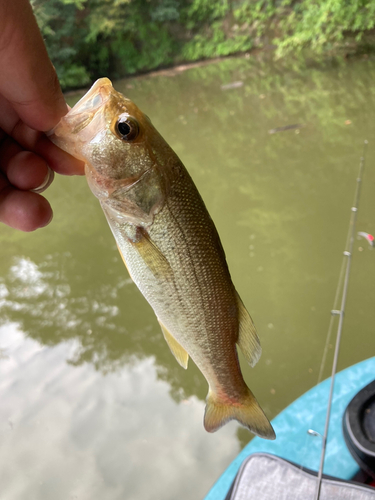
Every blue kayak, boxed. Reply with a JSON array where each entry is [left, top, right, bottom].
[[204, 356, 375, 500]]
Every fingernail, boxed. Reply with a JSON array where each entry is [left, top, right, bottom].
[[31, 167, 55, 194]]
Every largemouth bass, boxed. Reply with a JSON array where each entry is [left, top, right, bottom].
[[49, 78, 275, 439]]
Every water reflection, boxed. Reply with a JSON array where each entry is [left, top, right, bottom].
[[0, 252, 202, 396], [0, 55, 375, 498], [0, 323, 238, 500]]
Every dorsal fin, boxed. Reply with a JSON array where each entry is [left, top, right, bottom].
[[236, 292, 262, 367]]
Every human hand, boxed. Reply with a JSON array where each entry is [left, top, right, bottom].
[[0, 0, 85, 232]]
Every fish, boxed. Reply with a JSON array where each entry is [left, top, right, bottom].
[[49, 78, 275, 440]]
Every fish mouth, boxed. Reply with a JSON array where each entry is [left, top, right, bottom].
[[48, 78, 113, 159]]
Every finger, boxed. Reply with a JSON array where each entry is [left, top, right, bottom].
[[0, 96, 85, 176], [1, 143, 51, 191], [34, 134, 86, 176], [0, 173, 53, 231], [0, 0, 67, 131]]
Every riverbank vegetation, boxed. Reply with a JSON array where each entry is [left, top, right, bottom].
[[31, 0, 375, 90]]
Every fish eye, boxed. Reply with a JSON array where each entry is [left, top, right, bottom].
[[115, 116, 139, 141]]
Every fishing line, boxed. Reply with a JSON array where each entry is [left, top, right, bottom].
[[314, 140, 368, 500]]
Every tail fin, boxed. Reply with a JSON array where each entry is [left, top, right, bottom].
[[204, 388, 276, 440]]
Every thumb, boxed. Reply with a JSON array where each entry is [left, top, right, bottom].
[[0, 0, 68, 132]]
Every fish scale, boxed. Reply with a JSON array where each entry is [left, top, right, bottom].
[[49, 78, 275, 440]]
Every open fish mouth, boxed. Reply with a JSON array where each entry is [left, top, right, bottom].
[[48, 78, 114, 159], [64, 78, 113, 132]]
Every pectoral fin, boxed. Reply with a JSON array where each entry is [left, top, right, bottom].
[[158, 319, 189, 369], [132, 228, 172, 281], [236, 292, 261, 367]]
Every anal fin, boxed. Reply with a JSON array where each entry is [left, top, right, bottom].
[[158, 319, 189, 369], [236, 291, 262, 367]]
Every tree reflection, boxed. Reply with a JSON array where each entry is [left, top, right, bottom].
[[0, 248, 207, 403]]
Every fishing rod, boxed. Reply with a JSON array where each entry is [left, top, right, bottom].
[[314, 140, 368, 500]]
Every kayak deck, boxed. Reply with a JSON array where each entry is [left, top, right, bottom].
[[204, 357, 375, 500]]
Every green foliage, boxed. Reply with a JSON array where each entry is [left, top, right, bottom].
[[183, 22, 253, 60], [32, 0, 181, 87], [234, 0, 277, 32], [59, 64, 91, 89], [275, 0, 375, 57], [31, 0, 91, 88], [31, 0, 375, 90], [183, 0, 231, 25]]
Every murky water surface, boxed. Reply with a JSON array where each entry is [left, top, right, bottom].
[[1, 56, 375, 500]]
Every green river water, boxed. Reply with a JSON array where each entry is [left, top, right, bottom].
[[1, 55, 374, 500]]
